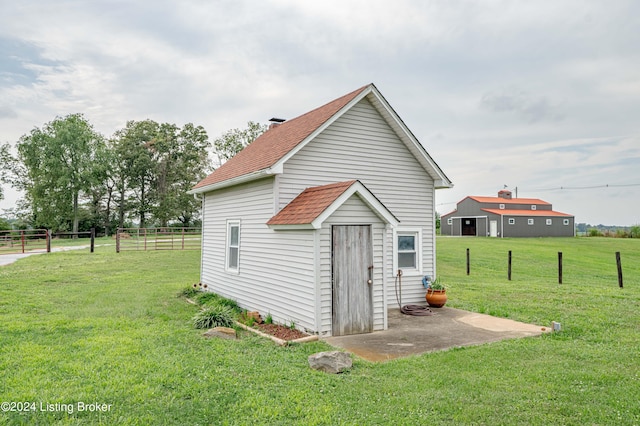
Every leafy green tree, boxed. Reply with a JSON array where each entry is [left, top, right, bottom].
[[0, 143, 12, 201], [111, 120, 210, 228], [111, 120, 158, 229], [14, 114, 105, 233], [212, 121, 267, 167], [149, 122, 210, 227]]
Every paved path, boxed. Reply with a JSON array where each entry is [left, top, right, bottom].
[[324, 307, 551, 362], [0, 245, 91, 267]]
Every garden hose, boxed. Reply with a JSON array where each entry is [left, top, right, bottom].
[[395, 270, 433, 316]]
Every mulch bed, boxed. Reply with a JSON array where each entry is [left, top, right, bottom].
[[254, 323, 309, 341]]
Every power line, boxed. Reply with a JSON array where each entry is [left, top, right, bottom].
[[528, 183, 640, 192]]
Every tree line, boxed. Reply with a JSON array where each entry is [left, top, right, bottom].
[[0, 114, 266, 235]]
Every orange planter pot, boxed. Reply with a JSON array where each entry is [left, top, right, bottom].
[[425, 289, 447, 308]]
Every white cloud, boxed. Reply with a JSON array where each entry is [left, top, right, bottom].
[[0, 0, 639, 224]]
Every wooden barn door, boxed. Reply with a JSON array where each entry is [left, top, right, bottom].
[[332, 225, 373, 336]]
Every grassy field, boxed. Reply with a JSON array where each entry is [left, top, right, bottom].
[[0, 238, 639, 425]]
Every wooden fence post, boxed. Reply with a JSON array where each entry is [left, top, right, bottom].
[[90, 228, 95, 253], [466, 248, 470, 275], [508, 250, 512, 281], [558, 252, 563, 284], [116, 229, 120, 253], [46, 230, 51, 253], [616, 251, 623, 288]]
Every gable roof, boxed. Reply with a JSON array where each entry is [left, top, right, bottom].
[[266, 180, 399, 230], [482, 208, 573, 217], [468, 196, 550, 205], [190, 83, 452, 194]]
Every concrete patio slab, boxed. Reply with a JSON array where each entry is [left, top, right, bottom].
[[324, 307, 550, 362]]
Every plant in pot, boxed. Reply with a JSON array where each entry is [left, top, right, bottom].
[[424, 277, 447, 308]]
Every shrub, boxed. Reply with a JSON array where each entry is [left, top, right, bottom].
[[192, 305, 235, 329], [195, 292, 241, 313], [178, 286, 200, 298]]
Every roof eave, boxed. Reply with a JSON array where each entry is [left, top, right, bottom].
[[188, 168, 278, 195]]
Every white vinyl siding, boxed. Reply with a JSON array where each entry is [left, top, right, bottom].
[[201, 178, 317, 331], [280, 97, 435, 307], [319, 194, 385, 334]]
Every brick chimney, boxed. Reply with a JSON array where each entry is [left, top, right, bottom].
[[498, 189, 512, 199], [269, 117, 286, 130]]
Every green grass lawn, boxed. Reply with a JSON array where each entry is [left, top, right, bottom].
[[1, 238, 639, 425]]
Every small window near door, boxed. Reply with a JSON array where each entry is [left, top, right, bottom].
[[395, 229, 422, 274], [508, 218, 515, 225], [226, 220, 240, 272], [447, 218, 452, 225], [398, 234, 417, 269]]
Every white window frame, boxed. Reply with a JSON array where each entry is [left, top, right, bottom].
[[531, 205, 537, 210], [563, 219, 570, 226], [508, 218, 515, 225], [528, 218, 534, 225], [225, 220, 241, 273], [447, 218, 452, 225], [499, 204, 505, 210], [393, 228, 422, 276], [546, 219, 552, 225]]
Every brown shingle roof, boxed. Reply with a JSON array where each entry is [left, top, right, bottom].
[[266, 180, 358, 225], [193, 85, 369, 190]]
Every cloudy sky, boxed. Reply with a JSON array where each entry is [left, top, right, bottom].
[[1, 0, 639, 225]]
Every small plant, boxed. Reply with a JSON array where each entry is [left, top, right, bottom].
[[289, 321, 296, 330], [245, 316, 256, 327], [428, 277, 445, 291], [192, 305, 235, 329], [178, 286, 200, 298], [194, 292, 241, 313], [265, 313, 273, 325]]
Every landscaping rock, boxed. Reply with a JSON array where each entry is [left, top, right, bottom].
[[308, 351, 352, 374], [246, 311, 263, 324], [203, 326, 237, 339]]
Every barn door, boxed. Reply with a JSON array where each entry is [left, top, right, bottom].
[[332, 225, 373, 336]]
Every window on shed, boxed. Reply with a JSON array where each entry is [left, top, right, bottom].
[[447, 218, 452, 225], [563, 219, 570, 225], [499, 204, 505, 210], [226, 221, 240, 272], [528, 218, 534, 225], [398, 234, 417, 269], [546, 219, 552, 225], [508, 218, 515, 225], [531, 205, 537, 210]]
